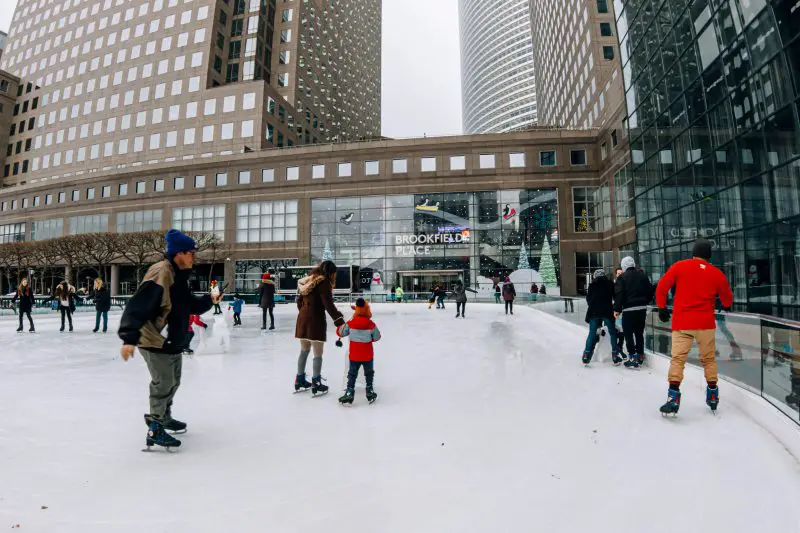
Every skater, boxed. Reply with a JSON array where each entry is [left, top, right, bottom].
[[53, 280, 78, 332], [614, 256, 654, 369], [450, 281, 476, 318], [613, 267, 627, 358], [435, 285, 447, 309], [228, 293, 244, 326], [11, 278, 35, 332], [427, 286, 437, 309], [336, 298, 381, 405], [502, 276, 516, 315], [540, 284, 547, 297], [210, 279, 222, 314], [582, 270, 621, 365], [183, 314, 208, 355], [90, 278, 111, 333], [530, 283, 539, 302], [494, 283, 501, 304], [395, 285, 404, 303], [258, 272, 276, 330], [119, 229, 220, 450], [294, 260, 346, 395], [655, 239, 733, 415]]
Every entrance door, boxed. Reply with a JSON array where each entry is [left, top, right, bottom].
[[397, 270, 464, 295]]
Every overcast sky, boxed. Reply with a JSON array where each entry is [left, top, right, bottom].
[[0, 0, 463, 138]]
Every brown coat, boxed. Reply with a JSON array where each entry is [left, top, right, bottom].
[[294, 275, 344, 342]]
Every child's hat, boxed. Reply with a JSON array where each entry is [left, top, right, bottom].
[[353, 297, 371, 318], [262, 272, 271, 280]]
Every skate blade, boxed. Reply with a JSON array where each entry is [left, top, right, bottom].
[[311, 391, 329, 398], [141, 445, 178, 453], [167, 429, 187, 435], [293, 388, 311, 394]]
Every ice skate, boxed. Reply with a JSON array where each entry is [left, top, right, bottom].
[[581, 352, 593, 365], [366, 386, 377, 404], [611, 352, 622, 366], [142, 416, 181, 451], [16, 326, 22, 332], [163, 418, 188, 434], [706, 385, 719, 413], [311, 376, 329, 396], [624, 353, 641, 369], [29, 327, 35, 333], [294, 373, 312, 392], [660, 388, 681, 416], [455, 313, 460, 318], [269, 324, 275, 330], [339, 388, 354, 405]]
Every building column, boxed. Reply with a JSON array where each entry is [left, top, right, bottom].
[[110, 264, 120, 296], [468, 194, 480, 288], [64, 266, 72, 284], [224, 257, 236, 293]]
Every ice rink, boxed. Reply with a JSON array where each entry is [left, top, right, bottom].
[[2, 303, 800, 533]]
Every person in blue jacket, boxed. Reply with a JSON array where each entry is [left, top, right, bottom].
[[228, 293, 244, 326]]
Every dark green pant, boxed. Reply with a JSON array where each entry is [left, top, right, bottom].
[[140, 349, 182, 422]]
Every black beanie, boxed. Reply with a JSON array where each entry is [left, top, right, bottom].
[[692, 238, 712, 260]]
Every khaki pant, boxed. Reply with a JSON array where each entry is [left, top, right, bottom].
[[668, 330, 717, 385], [140, 348, 183, 421]]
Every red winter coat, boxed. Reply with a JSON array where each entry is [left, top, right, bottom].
[[655, 258, 733, 331], [188, 314, 208, 331], [336, 315, 381, 362]]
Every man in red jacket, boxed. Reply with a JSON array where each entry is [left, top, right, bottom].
[[655, 238, 733, 415]]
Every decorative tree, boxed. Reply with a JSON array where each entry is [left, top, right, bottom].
[[539, 237, 558, 287], [322, 239, 334, 261], [517, 243, 530, 270], [576, 209, 590, 232]]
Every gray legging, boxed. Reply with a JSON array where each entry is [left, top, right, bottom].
[[297, 340, 325, 377]]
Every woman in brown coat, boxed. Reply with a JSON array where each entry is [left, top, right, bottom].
[[294, 261, 345, 395]]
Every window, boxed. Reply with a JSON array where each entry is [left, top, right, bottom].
[[102, 186, 111, 198], [601, 143, 608, 160], [136, 181, 146, 194], [31, 219, 63, 241], [223, 95, 235, 112], [286, 166, 299, 181], [421, 157, 436, 172], [261, 168, 275, 182], [392, 159, 408, 173], [479, 154, 496, 169], [119, 184, 128, 196], [540, 151, 557, 167], [33, 196, 40, 208], [45, 194, 53, 206], [231, 19, 243, 36], [204, 98, 217, 115], [570, 149, 587, 166], [597, 0, 609, 13], [573, 186, 611, 232], [365, 160, 379, 175], [602, 46, 615, 60], [338, 163, 352, 177], [611, 130, 618, 147], [450, 155, 466, 170], [229, 40, 241, 59], [68, 214, 109, 234], [312, 164, 325, 179], [22, 198, 29, 209], [236, 200, 299, 242], [203, 125, 215, 142], [0, 223, 25, 243], [509, 153, 525, 168], [117, 209, 162, 233], [216, 172, 228, 187], [600, 23, 613, 37], [241, 120, 254, 138], [238, 170, 251, 184], [174, 176, 185, 190], [195, 175, 206, 188], [59, 192, 66, 203], [172, 205, 225, 240], [221, 123, 234, 140], [154, 179, 165, 192], [86, 188, 96, 200]]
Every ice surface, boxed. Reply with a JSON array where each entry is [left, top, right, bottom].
[[2, 304, 800, 533]]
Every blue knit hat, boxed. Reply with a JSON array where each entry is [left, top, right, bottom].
[[165, 229, 196, 257]]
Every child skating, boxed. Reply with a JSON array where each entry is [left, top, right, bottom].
[[337, 298, 381, 405], [228, 293, 244, 326]]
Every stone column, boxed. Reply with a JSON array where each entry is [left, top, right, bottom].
[[110, 265, 120, 296], [64, 266, 72, 284]]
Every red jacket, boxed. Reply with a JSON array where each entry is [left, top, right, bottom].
[[656, 259, 733, 331], [188, 315, 208, 332], [336, 315, 381, 362]]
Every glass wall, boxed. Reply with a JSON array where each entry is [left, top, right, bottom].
[[68, 215, 108, 234], [116, 209, 163, 233], [617, 0, 800, 318], [0, 223, 25, 243], [310, 190, 560, 295], [31, 219, 63, 241], [172, 205, 225, 240]]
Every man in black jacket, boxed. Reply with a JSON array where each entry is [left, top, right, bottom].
[[614, 256, 654, 368], [583, 270, 621, 365], [258, 272, 276, 330], [119, 229, 222, 450]]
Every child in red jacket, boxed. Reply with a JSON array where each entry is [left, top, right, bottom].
[[336, 298, 381, 404], [182, 314, 208, 355]]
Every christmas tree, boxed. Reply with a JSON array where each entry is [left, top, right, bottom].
[[539, 237, 558, 287], [517, 243, 530, 270], [576, 209, 590, 232], [322, 239, 334, 261]]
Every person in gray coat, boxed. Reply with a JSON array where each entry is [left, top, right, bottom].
[[450, 281, 476, 318]]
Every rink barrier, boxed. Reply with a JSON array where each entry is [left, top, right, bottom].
[[526, 296, 800, 426]]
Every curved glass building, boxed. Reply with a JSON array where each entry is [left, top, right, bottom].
[[459, 0, 538, 133]]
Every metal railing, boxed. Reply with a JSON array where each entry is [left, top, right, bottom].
[[526, 296, 800, 425]]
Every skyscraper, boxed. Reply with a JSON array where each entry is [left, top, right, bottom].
[[616, 0, 800, 317], [459, 0, 537, 133], [0, 0, 381, 186]]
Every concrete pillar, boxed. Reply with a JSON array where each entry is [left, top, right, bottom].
[[110, 265, 120, 296], [64, 266, 72, 284]]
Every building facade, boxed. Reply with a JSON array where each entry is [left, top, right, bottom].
[[616, 0, 800, 318], [0, 0, 381, 186], [0, 132, 636, 297], [459, 0, 538, 133]]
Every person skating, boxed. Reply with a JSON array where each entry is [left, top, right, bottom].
[[502, 276, 516, 315], [655, 238, 733, 415], [494, 283, 501, 304], [614, 257, 654, 369], [539, 284, 547, 296], [210, 280, 222, 314], [613, 267, 627, 359], [530, 283, 539, 302], [294, 260, 346, 395], [450, 281, 476, 318], [427, 286, 437, 309], [435, 285, 447, 309], [583, 270, 622, 365], [118, 230, 221, 450], [90, 278, 112, 333], [229, 293, 244, 326], [336, 298, 381, 405], [54, 280, 79, 332], [258, 272, 276, 330], [395, 286, 404, 303], [11, 278, 35, 332], [183, 314, 208, 355]]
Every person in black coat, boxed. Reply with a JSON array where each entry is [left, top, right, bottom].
[[258, 272, 276, 330], [583, 270, 621, 364], [615, 256, 655, 366], [52, 280, 80, 332], [11, 278, 35, 332], [91, 278, 112, 333]]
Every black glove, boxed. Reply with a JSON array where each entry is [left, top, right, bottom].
[[658, 308, 671, 323], [203, 324, 208, 329], [335, 339, 343, 348]]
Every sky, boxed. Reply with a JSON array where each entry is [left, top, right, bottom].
[[0, 0, 464, 138]]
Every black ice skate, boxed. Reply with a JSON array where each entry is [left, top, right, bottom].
[[581, 352, 593, 365], [366, 386, 378, 404], [660, 388, 681, 417], [706, 385, 719, 413], [294, 373, 312, 392], [16, 326, 23, 332], [143, 416, 181, 451], [339, 388, 354, 405], [311, 376, 328, 396], [611, 352, 622, 366], [624, 353, 641, 369], [164, 418, 188, 434]]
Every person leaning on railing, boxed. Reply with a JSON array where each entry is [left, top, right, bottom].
[[654, 238, 733, 416]]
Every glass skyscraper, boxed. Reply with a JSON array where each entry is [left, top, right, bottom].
[[617, 0, 800, 318]]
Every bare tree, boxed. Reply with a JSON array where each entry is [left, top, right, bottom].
[[4, 241, 34, 286], [29, 239, 61, 294], [0, 244, 12, 294], [193, 232, 229, 283], [81, 232, 123, 281], [118, 231, 165, 285], [52, 235, 88, 285]]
